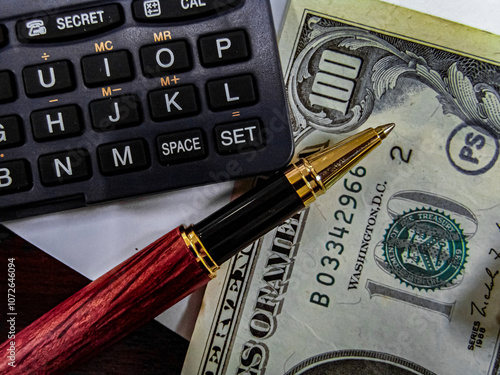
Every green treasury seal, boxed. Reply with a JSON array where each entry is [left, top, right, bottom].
[[383, 208, 468, 290]]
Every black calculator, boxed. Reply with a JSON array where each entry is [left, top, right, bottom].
[[0, 0, 293, 221]]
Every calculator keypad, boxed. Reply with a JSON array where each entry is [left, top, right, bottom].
[[0, 0, 293, 220]]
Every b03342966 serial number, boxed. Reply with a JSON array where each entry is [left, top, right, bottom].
[[310, 166, 366, 308]]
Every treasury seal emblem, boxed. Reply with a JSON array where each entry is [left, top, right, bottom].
[[383, 208, 467, 290]]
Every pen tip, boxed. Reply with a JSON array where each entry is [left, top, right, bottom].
[[375, 123, 395, 140]]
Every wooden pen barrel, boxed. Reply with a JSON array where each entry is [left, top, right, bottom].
[[0, 227, 211, 374]]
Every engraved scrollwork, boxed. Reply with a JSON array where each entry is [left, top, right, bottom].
[[288, 16, 500, 141]]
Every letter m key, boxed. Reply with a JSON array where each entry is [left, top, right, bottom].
[[309, 50, 362, 115]]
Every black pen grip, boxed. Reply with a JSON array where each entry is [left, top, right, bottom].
[[193, 172, 305, 264]]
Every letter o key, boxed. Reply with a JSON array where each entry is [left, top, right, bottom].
[[156, 48, 175, 68]]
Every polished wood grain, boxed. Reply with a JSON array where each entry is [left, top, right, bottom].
[[0, 226, 210, 374]]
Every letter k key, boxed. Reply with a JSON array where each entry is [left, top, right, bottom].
[[149, 84, 200, 121]]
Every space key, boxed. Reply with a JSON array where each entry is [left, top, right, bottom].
[[16, 4, 123, 43]]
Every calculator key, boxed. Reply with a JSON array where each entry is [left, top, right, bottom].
[[38, 149, 92, 186], [133, 0, 242, 22], [0, 160, 32, 195], [23, 60, 75, 98], [199, 30, 250, 67], [157, 129, 207, 165], [140, 41, 192, 77], [0, 25, 7, 48], [207, 74, 257, 111], [31, 105, 83, 141], [0, 71, 17, 104], [214, 119, 264, 155], [149, 85, 200, 121], [90, 95, 142, 132], [16, 4, 124, 43], [97, 139, 150, 175], [82, 50, 134, 87], [0, 115, 24, 149]]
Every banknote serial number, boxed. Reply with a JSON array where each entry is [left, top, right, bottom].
[[310, 166, 366, 308]]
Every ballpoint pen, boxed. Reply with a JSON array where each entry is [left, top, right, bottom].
[[0, 124, 394, 373]]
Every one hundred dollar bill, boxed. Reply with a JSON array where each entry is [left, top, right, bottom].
[[182, 0, 500, 374]]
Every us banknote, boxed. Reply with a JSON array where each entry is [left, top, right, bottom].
[[182, 0, 500, 374]]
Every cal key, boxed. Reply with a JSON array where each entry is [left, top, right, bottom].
[[133, 0, 243, 22]]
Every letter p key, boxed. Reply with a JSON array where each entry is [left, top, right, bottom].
[[216, 38, 231, 58]]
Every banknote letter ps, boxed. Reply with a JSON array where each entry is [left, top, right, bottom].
[[182, 1, 500, 374]]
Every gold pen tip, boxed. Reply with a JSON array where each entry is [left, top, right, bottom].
[[286, 124, 396, 206], [375, 123, 395, 140]]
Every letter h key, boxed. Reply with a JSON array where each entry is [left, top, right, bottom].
[[309, 50, 362, 115]]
